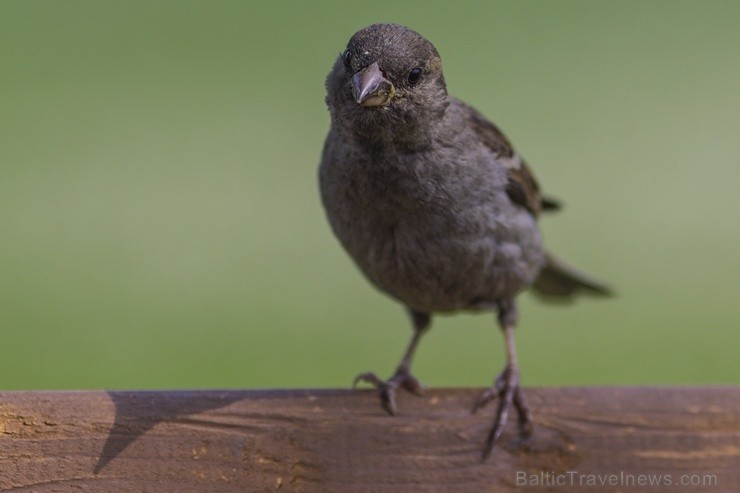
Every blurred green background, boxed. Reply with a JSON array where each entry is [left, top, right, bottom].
[[1, 1, 738, 390]]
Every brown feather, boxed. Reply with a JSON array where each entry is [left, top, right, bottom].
[[460, 98, 555, 217], [532, 252, 613, 300], [505, 161, 544, 216]]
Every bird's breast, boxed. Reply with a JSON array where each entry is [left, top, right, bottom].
[[320, 148, 544, 312]]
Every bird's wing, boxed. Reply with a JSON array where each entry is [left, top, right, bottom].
[[459, 99, 560, 217]]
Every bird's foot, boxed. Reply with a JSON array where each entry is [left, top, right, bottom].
[[353, 368, 424, 416], [473, 364, 533, 459]]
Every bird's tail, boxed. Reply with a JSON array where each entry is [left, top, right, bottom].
[[531, 252, 613, 300]]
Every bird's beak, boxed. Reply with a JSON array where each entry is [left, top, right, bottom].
[[352, 62, 395, 107]]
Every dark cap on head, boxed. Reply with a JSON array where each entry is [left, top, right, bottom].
[[346, 24, 441, 69]]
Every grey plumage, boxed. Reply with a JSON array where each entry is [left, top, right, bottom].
[[319, 23, 610, 458]]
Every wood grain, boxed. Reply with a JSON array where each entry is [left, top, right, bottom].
[[0, 387, 737, 492]]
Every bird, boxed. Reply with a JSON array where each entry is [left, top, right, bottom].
[[318, 23, 611, 459]]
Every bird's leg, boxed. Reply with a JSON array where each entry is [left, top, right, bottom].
[[473, 301, 533, 459], [353, 310, 430, 415]]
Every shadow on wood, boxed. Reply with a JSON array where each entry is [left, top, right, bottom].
[[0, 387, 738, 491], [94, 391, 252, 474]]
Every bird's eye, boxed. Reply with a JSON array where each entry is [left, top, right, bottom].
[[407, 67, 423, 86], [342, 50, 352, 70]]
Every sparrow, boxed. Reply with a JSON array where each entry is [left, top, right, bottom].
[[319, 23, 611, 459]]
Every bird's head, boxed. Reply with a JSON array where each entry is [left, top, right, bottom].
[[325, 24, 449, 149]]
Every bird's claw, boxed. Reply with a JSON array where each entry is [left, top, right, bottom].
[[474, 364, 532, 459], [353, 369, 424, 416]]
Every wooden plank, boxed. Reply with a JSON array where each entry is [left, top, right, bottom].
[[0, 387, 738, 492]]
